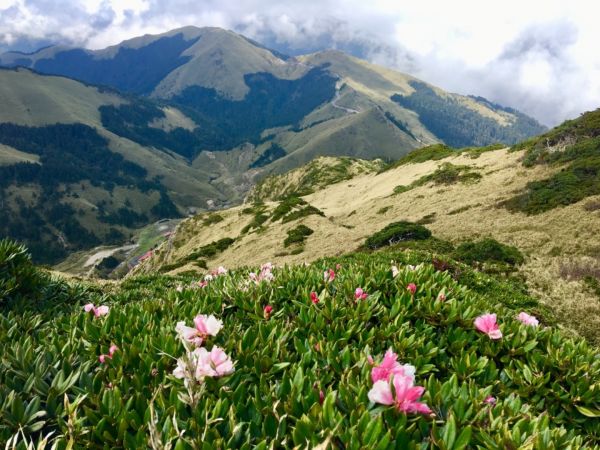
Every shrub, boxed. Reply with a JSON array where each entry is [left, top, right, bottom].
[[365, 221, 432, 249], [284, 224, 314, 247], [3, 247, 600, 447], [453, 238, 524, 267], [0, 238, 46, 305], [203, 213, 224, 226]]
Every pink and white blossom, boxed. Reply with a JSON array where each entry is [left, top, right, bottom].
[[370, 349, 416, 383], [391, 265, 399, 278], [324, 269, 336, 282], [173, 346, 235, 381], [407, 283, 417, 295], [368, 375, 432, 415], [355, 287, 368, 300], [484, 396, 496, 405], [474, 313, 503, 340], [516, 312, 539, 327], [84, 303, 109, 318], [176, 314, 223, 347]]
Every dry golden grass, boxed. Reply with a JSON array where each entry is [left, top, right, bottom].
[[142, 148, 600, 343]]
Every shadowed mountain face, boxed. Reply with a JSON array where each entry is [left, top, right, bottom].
[[0, 27, 548, 265]]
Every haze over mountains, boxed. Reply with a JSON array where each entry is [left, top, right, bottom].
[[0, 26, 547, 264]]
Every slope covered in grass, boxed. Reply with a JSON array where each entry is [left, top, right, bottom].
[[1, 240, 599, 448]]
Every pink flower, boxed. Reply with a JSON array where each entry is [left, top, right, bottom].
[[99, 344, 118, 363], [264, 305, 273, 319], [437, 292, 446, 301], [336, 264, 342, 270], [474, 313, 503, 340], [176, 285, 184, 293], [173, 346, 235, 381], [370, 349, 416, 383], [355, 287, 368, 300], [391, 265, 399, 278], [197, 280, 208, 288], [310, 292, 320, 304], [216, 266, 228, 275], [517, 312, 539, 327], [368, 375, 432, 415], [407, 283, 417, 295], [484, 396, 496, 405], [319, 390, 325, 404], [324, 269, 336, 282], [261, 262, 273, 271], [84, 303, 109, 318], [204, 274, 214, 282], [176, 314, 223, 347]]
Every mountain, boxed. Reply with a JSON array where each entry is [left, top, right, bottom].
[[139, 109, 600, 345], [0, 27, 547, 265], [0, 68, 233, 264]]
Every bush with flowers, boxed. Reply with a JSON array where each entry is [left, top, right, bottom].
[[0, 240, 599, 448]]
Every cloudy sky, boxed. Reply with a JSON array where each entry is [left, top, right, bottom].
[[1, 0, 599, 126]]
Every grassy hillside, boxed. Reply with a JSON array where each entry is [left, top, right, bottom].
[[0, 69, 231, 264], [142, 137, 600, 345], [1, 238, 600, 447]]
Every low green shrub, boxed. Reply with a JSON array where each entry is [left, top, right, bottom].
[[203, 213, 224, 226], [0, 238, 42, 305], [365, 221, 432, 249], [453, 238, 524, 268], [284, 224, 314, 247]]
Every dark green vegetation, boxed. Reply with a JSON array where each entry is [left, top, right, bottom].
[[13, 34, 200, 95], [172, 68, 337, 148], [250, 143, 287, 169], [161, 238, 235, 273], [283, 224, 314, 247], [392, 82, 546, 147], [99, 100, 207, 160], [270, 196, 325, 224], [1, 239, 600, 448], [0, 123, 179, 264], [382, 143, 505, 173], [394, 163, 482, 194], [453, 239, 524, 272], [505, 109, 600, 214], [365, 221, 432, 250]]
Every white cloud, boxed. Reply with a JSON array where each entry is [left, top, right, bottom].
[[1, 0, 599, 125]]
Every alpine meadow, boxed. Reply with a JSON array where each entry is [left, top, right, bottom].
[[1, 4, 600, 449]]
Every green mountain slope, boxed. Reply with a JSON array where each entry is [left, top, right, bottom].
[[0, 68, 230, 264]]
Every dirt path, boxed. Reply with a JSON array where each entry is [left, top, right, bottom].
[[331, 79, 360, 114], [84, 244, 137, 268]]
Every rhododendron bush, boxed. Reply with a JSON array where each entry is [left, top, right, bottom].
[[1, 247, 600, 448]]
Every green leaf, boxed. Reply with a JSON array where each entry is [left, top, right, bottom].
[[576, 405, 600, 417]]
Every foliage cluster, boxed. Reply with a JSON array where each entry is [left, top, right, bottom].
[[0, 241, 599, 447], [392, 81, 546, 148], [506, 109, 600, 214], [452, 239, 524, 271], [365, 221, 432, 250], [393, 163, 482, 195], [283, 224, 314, 248]]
